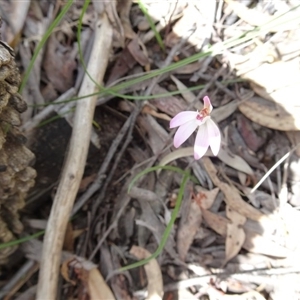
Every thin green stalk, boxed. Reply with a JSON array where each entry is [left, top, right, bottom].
[[128, 165, 198, 193], [138, 0, 165, 51], [31, 78, 243, 107], [29, 76, 242, 124], [37, 107, 75, 127], [0, 231, 45, 250], [106, 4, 300, 94], [119, 172, 190, 272], [73, 2, 300, 106]]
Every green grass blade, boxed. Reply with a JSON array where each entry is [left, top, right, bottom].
[[119, 172, 190, 272], [128, 165, 198, 193], [138, 0, 165, 52], [0, 230, 45, 250]]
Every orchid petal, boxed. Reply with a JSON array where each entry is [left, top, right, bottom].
[[194, 123, 210, 160], [170, 111, 197, 128], [173, 119, 197, 148], [203, 96, 213, 112], [207, 118, 221, 156]]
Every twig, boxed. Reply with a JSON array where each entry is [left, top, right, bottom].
[[21, 87, 76, 133], [71, 108, 137, 216], [14, 286, 37, 300], [90, 104, 141, 218], [36, 13, 113, 299], [89, 193, 132, 260], [261, 164, 277, 209], [19, 43, 45, 106], [250, 143, 300, 194], [0, 260, 38, 299], [278, 153, 290, 207]]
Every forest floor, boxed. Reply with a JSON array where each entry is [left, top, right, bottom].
[[1, 1, 300, 299]]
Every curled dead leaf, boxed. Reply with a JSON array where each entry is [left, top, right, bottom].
[[223, 207, 246, 266], [177, 201, 202, 260], [127, 37, 150, 67], [142, 105, 171, 121], [130, 246, 163, 300], [61, 258, 76, 286], [194, 187, 219, 210], [67, 258, 115, 300], [88, 268, 116, 300]]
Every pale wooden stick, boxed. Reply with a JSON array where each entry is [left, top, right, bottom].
[[36, 13, 113, 299]]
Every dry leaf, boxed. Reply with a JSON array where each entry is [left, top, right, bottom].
[[218, 146, 254, 175], [73, 229, 86, 239], [212, 100, 239, 123], [142, 105, 171, 121], [117, 0, 136, 39], [194, 186, 219, 209], [130, 246, 163, 300], [138, 114, 168, 154], [174, 61, 204, 75], [170, 75, 196, 104], [202, 209, 290, 257], [107, 47, 136, 85], [150, 85, 186, 116], [286, 131, 300, 157], [1, 0, 31, 45], [159, 147, 254, 176], [177, 201, 202, 260], [202, 157, 263, 221], [224, 207, 246, 265], [127, 37, 150, 67], [79, 173, 97, 192], [61, 257, 116, 300], [43, 34, 76, 93], [234, 57, 300, 130], [88, 268, 116, 300], [236, 114, 266, 152], [105, 0, 125, 48], [63, 222, 74, 252], [238, 96, 300, 131], [227, 207, 247, 224], [238, 172, 247, 186], [70, 259, 115, 300], [61, 258, 76, 285], [202, 209, 228, 237]]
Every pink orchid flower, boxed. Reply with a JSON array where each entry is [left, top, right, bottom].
[[170, 96, 221, 160]]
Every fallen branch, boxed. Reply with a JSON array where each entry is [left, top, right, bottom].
[[36, 12, 113, 299]]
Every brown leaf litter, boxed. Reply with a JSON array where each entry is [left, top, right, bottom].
[[1, 0, 300, 299]]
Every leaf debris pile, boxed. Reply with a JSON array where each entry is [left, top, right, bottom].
[[1, 1, 300, 299]]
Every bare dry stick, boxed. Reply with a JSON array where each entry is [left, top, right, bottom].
[[36, 14, 113, 299]]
